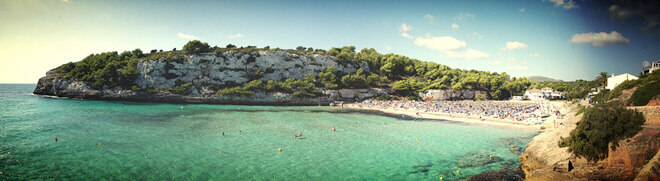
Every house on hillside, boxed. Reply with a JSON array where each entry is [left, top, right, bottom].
[[643, 60, 660, 74], [541, 87, 553, 94], [524, 89, 544, 100], [524, 87, 566, 100], [606, 73, 639, 90]]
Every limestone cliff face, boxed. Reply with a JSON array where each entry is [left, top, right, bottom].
[[419, 89, 488, 101], [136, 51, 367, 91], [34, 51, 385, 105]]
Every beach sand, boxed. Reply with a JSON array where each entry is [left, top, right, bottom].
[[345, 100, 571, 130]]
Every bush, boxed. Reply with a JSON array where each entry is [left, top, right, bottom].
[[575, 105, 585, 116], [559, 102, 645, 162], [571, 98, 580, 104], [216, 87, 254, 97], [168, 83, 193, 94], [183, 40, 210, 54], [590, 89, 610, 104], [627, 81, 660, 106], [476, 94, 486, 101]]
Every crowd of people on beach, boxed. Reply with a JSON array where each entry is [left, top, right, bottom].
[[353, 100, 564, 124]]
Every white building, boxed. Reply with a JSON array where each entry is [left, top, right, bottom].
[[524, 89, 544, 100], [524, 87, 566, 100], [606, 73, 639, 90], [645, 60, 660, 74]]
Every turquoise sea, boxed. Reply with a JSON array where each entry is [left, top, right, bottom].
[[1, 84, 538, 180]]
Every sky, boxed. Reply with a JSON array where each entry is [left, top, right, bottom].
[[1, 0, 659, 83]]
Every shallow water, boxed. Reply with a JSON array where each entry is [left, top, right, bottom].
[[1, 84, 537, 180]]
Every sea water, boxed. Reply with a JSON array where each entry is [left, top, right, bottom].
[[0, 84, 537, 180]]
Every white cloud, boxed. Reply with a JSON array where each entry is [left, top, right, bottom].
[[488, 61, 502, 65], [414, 34, 488, 59], [609, 5, 634, 20], [455, 12, 475, 20], [569, 31, 630, 47], [506, 65, 529, 70], [228, 34, 243, 38], [424, 14, 435, 24], [642, 61, 652, 68], [547, 0, 577, 9], [508, 57, 517, 62], [177, 32, 198, 39], [471, 32, 483, 39], [385, 46, 392, 50], [400, 23, 412, 32], [401, 32, 413, 39], [523, 61, 528, 65], [62, 0, 69, 2], [502, 41, 529, 51], [445, 49, 490, 59], [414, 34, 466, 51], [529, 53, 540, 57], [451, 23, 460, 29], [520, 8, 525, 12], [399, 23, 414, 39]]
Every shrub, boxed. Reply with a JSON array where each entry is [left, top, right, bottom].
[[627, 81, 660, 106], [590, 89, 610, 104], [216, 87, 254, 97], [575, 105, 585, 116], [476, 94, 486, 101], [559, 102, 645, 162], [183, 40, 210, 54], [168, 83, 193, 94]]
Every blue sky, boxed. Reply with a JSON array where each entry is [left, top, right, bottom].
[[1, 0, 659, 83]]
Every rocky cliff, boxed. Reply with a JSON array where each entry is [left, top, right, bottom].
[[34, 50, 389, 105], [135, 51, 366, 91], [419, 89, 488, 101], [34, 50, 490, 105]]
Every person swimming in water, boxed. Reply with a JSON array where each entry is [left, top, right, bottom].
[[332, 127, 336, 132]]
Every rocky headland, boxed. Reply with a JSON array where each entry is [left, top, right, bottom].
[[34, 50, 487, 105]]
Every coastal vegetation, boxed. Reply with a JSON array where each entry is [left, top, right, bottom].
[[600, 70, 660, 106], [52, 40, 602, 100], [559, 102, 645, 162]]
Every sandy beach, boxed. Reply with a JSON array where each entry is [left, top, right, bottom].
[[345, 100, 571, 130]]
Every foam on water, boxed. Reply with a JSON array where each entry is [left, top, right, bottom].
[[0, 84, 538, 180]]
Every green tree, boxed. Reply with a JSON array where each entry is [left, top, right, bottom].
[[597, 72, 609, 86], [341, 73, 367, 89], [558, 102, 645, 162], [319, 66, 338, 89], [183, 40, 210, 54]]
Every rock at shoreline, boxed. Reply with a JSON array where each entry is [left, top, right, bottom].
[[463, 167, 525, 181]]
